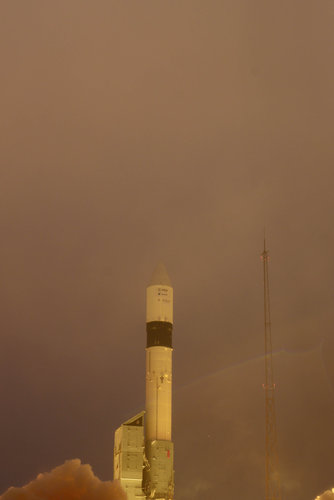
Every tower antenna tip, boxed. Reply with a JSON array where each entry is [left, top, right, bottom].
[[263, 227, 268, 253]]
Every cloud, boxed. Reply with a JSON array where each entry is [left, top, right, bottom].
[[0, 459, 126, 500], [315, 489, 334, 500]]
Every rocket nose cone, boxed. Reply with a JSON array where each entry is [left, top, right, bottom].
[[149, 263, 172, 286]]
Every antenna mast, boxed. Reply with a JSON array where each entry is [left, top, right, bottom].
[[261, 239, 282, 500]]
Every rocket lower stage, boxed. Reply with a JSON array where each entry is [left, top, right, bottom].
[[145, 345, 172, 442], [114, 264, 174, 500]]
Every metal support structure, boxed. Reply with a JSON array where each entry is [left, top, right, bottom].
[[261, 239, 282, 500]]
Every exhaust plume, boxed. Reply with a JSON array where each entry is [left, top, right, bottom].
[[315, 489, 334, 500], [0, 459, 126, 500]]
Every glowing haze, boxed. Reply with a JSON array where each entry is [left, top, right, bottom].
[[315, 489, 334, 500], [1, 1, 334, 500], [0, 460, 125, 500]]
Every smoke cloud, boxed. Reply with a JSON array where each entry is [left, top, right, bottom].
[[315, 489, 334, 500], [0, 459, 126, 500]]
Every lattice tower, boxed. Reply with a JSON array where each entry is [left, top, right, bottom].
[[261, 240, 282, 500]]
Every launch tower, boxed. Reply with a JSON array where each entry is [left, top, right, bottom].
[[261, 240, 282, 500]]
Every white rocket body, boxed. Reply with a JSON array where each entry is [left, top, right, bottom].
[[146, 283, 173, 441], [113, 264, 174, 500], [144, 264, 174, 499]]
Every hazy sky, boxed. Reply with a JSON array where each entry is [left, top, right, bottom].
[[1, 2, 334, 500]]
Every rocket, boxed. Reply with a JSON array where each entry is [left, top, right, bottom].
[[113, 264, 174, 500], [143, 263, 174, 499]]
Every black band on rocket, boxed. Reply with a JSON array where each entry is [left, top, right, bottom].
[[146, 321, 173, 348]]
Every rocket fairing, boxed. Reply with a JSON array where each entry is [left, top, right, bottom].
[[143, 264, 174, 499]]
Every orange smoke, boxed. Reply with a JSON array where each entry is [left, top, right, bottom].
[[0, 459, 126, 500]]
